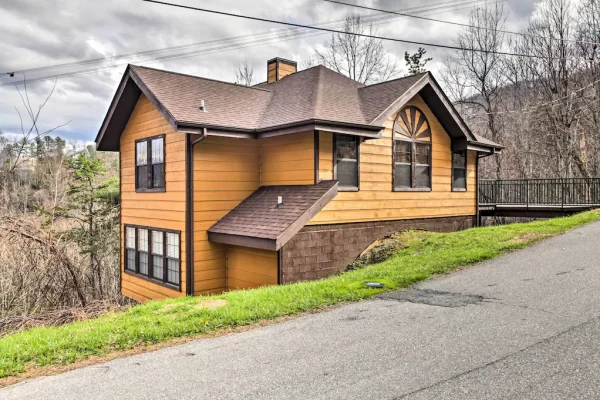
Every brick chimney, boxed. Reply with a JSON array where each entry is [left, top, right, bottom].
[[267, 57, 297, 83]]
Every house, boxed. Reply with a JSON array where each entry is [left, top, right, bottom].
[[95, 57, 502, 303]]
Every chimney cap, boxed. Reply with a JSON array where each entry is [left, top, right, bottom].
[[267, 57, 297, 66]]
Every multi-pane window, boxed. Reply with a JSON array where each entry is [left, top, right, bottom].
[[125, 227, 136, 272], [138, 229, 149, 276], [166, 233, 180, 285], [334, 134, 359, 190], [124, 225, 180, 287], [452, 151, 467, 191], [393, 106, 432, 190], [135, 135, 165, 191], [136, 141, 148, 189], [151, 231, 164, 280], [415, 143, 431, 188]]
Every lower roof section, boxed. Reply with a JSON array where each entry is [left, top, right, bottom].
[[207, 181, 339, 251]]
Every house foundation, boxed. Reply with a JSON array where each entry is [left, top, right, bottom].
[[280, 215, 476, 283]]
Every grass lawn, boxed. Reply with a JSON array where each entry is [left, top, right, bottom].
[[1, 211, 599, 380]]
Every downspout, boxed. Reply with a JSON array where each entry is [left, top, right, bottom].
[[185, 131, 206, 296]]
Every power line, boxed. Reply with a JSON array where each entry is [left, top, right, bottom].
[[325, 0, 600, 46], [2, 0, 488, 86], [463, 77, 600, 117], [140, 0, 581, 60], [2, 0, 481, 77]]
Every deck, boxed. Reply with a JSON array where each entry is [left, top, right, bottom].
[[479, 178, 600, 218]]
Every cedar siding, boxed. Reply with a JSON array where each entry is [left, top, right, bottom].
[[226, 245, 278, 289], [318, 131, 334, 181], [310, 94, 477, 225], [193, 132, 314, 293], [120, 94, 187, 303], [260, 131, 314, 185], [193, 136, 260, 295]]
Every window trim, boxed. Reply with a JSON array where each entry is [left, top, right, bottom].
[[135, 134, 166, 193], [392, 106, 433, 192], [393, 139, 433, 192], [333, 134, 360, 192], [123, 224, 181, 291], [451, 150, 468, 192]]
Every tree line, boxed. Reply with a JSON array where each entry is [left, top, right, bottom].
[[0, 101, 123, 324]]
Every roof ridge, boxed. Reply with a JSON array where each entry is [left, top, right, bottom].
[[311, 66, 325, 118], [131, 64, 273, 93], [361, 71, 429, 90]]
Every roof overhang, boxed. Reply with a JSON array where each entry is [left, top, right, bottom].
[[451, 137, 503, 154], [179, 119, 383, 140], [96, 67, 383, 151], [95, 66, 178, 151]]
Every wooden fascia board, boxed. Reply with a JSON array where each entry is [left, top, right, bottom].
[[426, 74, 477, 142], [95, 65, 137, 150], [207, 232, 277, 251], [467, 142, 502, 154], [128, 69, 179, 133], [370, 74, 430, 127], [179, 122, 382, 140], [370, 73, 478, 143], [274, 182, 338, 251]]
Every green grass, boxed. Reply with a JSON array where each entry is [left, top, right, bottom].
[[1, 211, 598, 379]]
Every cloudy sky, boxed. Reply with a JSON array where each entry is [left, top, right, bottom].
[[0, 0, 539, 145]]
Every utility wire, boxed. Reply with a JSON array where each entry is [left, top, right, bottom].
[[2, 0, 481, 77], [140, 0, 585, 61], [463, 77, 600, 117], [325, 0, 600, 46], [2, 0, 488, 85]]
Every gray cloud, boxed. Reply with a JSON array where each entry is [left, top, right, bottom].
[[1, 0, 541, 143]]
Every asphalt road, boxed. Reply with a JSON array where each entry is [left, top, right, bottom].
[[3, 222, 600, 400]]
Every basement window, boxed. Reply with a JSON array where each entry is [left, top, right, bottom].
[[124, 225, 180, 288], [135, 135, 165, 192], [334, 134, 359, 191]]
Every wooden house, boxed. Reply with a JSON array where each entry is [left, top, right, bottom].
[[95, 57, 502, 303]]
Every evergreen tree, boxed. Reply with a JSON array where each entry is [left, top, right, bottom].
[[404, 47, 433, 76], [66, 155, 119, 297]]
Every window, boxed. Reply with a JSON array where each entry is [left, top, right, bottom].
[[125, 227, 136, 272], [135, 135, 165, 191], [334, 134, 359, 190], [452, 151, 467, 191], [123, 225, 180, 288], [393, 106, 432, 191]]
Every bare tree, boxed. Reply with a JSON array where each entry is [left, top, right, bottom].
[[441, 2, 509, 178], [517, 0, 584, 178], [234, 58, 255, 86], [0, 79, 70, 190], [307, 13, 400, 84]]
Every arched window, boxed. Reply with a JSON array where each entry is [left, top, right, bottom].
[[392, 106, 432, 191]]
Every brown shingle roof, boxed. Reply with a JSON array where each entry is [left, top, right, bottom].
[[207, 181, 338, 251], [256, 66, 366, 128], [358, 72, 427, 122], [97, 64, 502, 151], [131, 66, 272, 130], [131, 65, 426, 130]]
